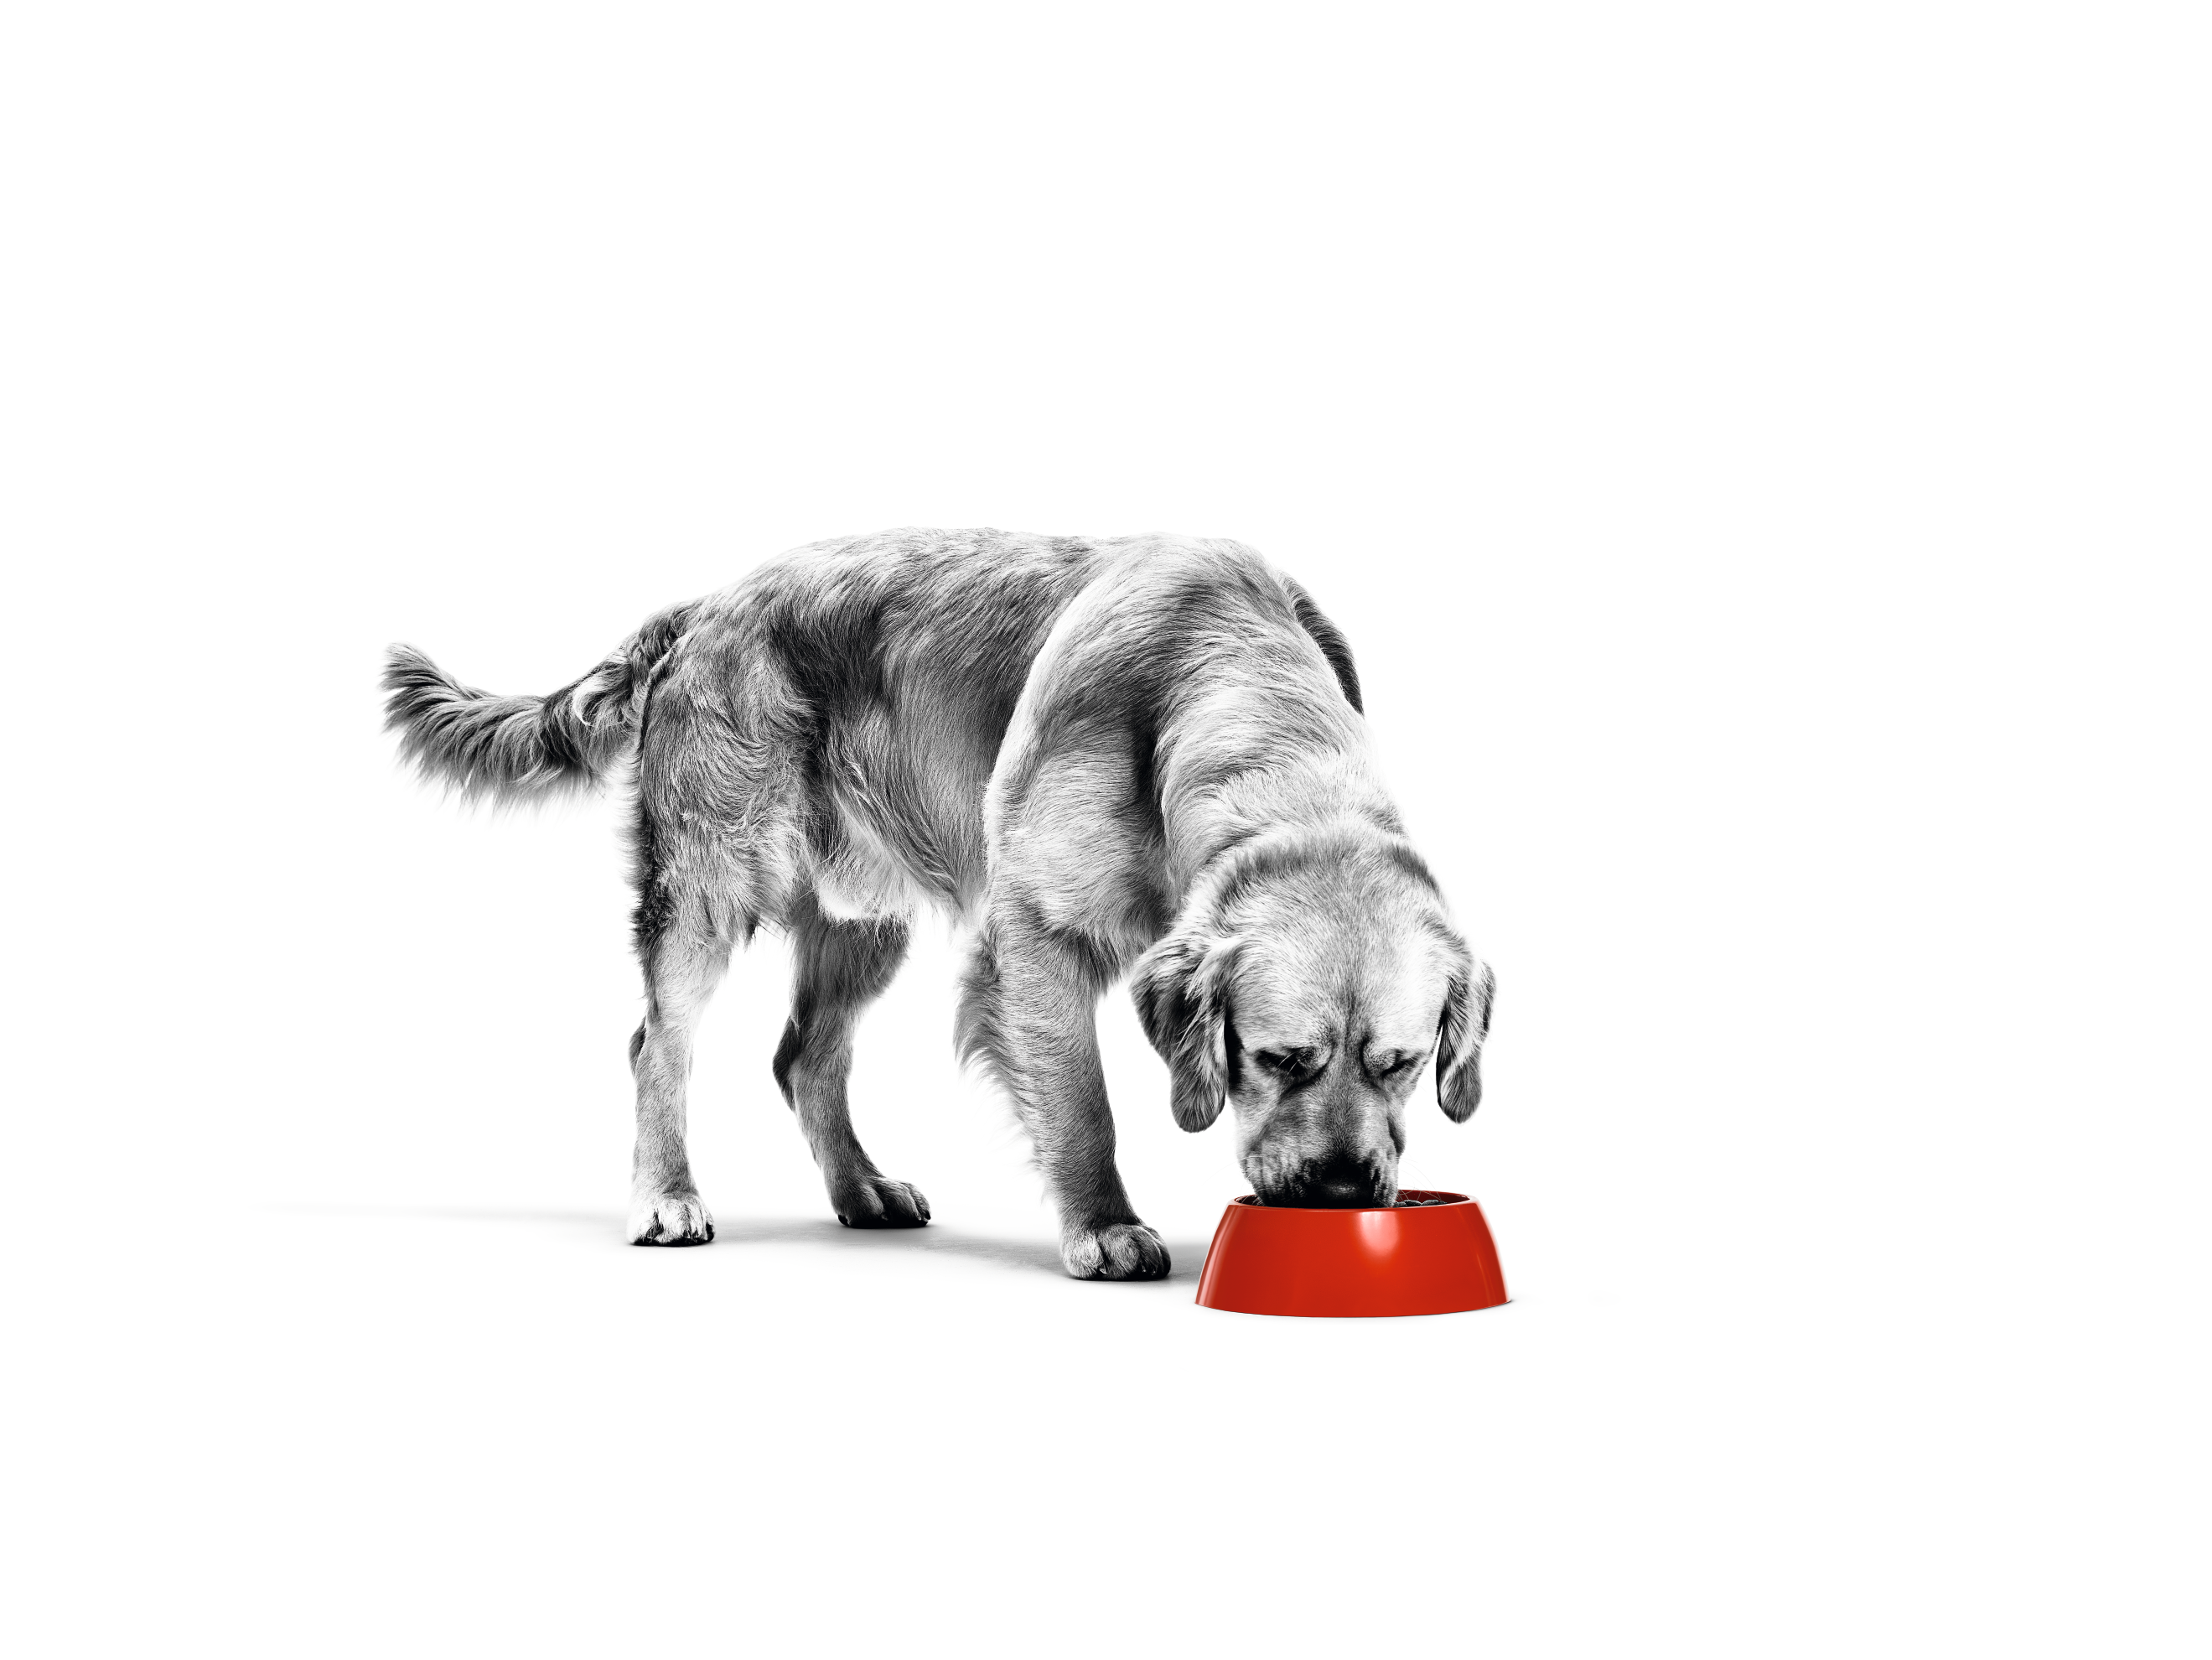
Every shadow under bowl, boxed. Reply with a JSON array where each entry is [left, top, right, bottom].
[[1194, 1190, 1509, 1318]]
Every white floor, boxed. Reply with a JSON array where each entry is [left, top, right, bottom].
[[24, 1196, 2118, 1657]]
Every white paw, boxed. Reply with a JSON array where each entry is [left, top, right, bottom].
[[629, 1190, 714, 1246], [1062, 1221, 1170, 1281]]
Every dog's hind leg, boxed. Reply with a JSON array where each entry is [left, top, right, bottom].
[[772, 891, 928, 1227], [627, 877, 736, 1247]]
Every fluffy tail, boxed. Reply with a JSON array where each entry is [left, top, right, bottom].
[[381, 602, 697, 804]]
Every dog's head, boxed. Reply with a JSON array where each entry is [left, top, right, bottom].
[[1131, 831, 1493, 1207]]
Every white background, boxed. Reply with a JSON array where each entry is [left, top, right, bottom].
[[4, 3, 2206, 1654]]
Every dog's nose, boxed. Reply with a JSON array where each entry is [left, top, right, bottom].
[[1281, 1151, 1391, 1208]]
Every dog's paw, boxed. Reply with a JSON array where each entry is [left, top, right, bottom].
[[1062, 1221, 1171, 1281], [629, 1191, 715, 1246], [831, 1175, 931, 1229]]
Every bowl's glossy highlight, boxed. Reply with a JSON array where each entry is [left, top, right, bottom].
[[1194, 1190, 1508, 1318]]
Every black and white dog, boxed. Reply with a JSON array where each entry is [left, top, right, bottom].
[[384, 529, 1493, 1279]]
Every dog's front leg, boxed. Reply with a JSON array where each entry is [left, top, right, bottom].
[[959, 921, 1169, 1281]]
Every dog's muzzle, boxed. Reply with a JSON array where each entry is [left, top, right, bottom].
[[1264, 1149, 1396, 1209]]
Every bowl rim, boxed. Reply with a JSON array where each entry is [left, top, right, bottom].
[[1228, 1187, 1472, 1213]]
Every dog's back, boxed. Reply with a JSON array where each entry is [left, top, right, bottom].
[[629, 527, 1355, 925]]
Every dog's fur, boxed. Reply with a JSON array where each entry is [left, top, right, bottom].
[[383, 529, 1493, 1279]]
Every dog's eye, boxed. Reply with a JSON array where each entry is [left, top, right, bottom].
[[1254, 1048, 1318, 1082]]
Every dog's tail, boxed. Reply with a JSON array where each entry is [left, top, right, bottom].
[[381, 601, 698, 805]]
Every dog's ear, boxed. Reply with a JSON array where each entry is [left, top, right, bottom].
[[1131, 931, 1241, 1132], [1436, 946, 1496, 1123]]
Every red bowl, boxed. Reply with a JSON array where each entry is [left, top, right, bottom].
[[1194, 1190, 1509, 1318]]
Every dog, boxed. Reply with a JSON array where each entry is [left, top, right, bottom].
[[382, 528, 1494, 1279]]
